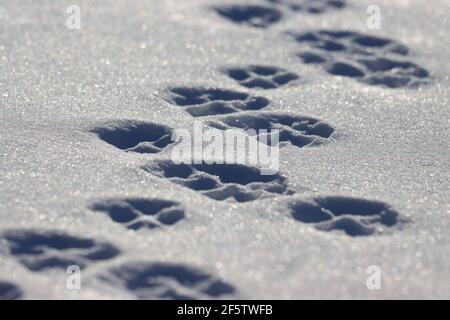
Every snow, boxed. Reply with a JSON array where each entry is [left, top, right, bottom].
[[0, 0, 449, 299]]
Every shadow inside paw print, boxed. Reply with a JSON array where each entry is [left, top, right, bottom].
[[292, 30, 430, 88], [91, 120, 175, 154], [288, 196, 404, 236], [0, 281, 22, 300], [209, 112, 334, 148], [2, 230, 120, 271], [166, 87, 270, 117], [214, 5, 282, 28], [91, 198, 185, 231], [143, 161, 292, 203], [100, 261, 236, 300], [267, 0, 346, 14], [226, 65, 299, 89]]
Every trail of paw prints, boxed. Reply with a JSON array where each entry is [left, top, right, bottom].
[[267, 0, 346, 14], [2, 229, 120, 271], [91, 198, 185, 231], [100, 261, 236, 300], [291, 30, 430, 88], [0, 281, 22, 300], [166, 87, 270, 117], [214, 4, 282, 28], [91, 120, 175, 154], [285, 196, 405, 236], [225, 65, 299, 89], [209, 112, 334, 148], [143, 161, 293, 203]]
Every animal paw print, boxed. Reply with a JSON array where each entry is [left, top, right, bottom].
[[214, 5, 282, 28], [225, 65, 299, 89], [91, 120, 175, 154], [292, 30, 430, 88], [209, 112, 334, 148], [293, 30, 409, 56], [267, 0, 346, 14], [91, 198, 185, 231], [2, 230, 120, 271], [100, 261, 236, 300], [287, 196, 404, 236], [0, 281, 22, 300], [143, 161, 292, 203], [166, 87, 270, 117]]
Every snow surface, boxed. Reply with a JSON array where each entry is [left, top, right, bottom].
[[0, 0, 449, 299]]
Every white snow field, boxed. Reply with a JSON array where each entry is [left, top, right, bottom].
[[0, 0, 449, 299]]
